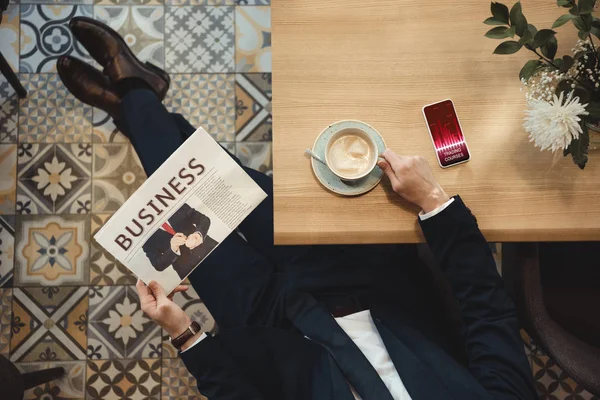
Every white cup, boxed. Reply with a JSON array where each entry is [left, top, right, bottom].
[[324, 126, 379, 182]]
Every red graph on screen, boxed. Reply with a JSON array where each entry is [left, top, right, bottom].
[[424, 100, 469, 167]]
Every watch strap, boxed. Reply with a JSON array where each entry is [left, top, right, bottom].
[[170, 321, 202, 349]]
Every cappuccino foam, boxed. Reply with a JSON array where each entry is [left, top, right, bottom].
[[327, 134, 373, 178]]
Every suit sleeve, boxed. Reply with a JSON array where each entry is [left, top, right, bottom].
[[181, 203, 211, 236], [180, 335, 265, 400], [142, 241, 178, 271], [418, 196, 538, 400]]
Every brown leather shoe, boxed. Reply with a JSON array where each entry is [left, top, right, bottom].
[[57, 56, 122, 121], [69, 16, 170, 100]]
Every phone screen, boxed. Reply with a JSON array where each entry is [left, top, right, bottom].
[[423, 100, 470, 167]]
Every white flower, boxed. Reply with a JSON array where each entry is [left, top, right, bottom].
[[524, 91, 589, 152], [32, 156, 77, 201], [102, 297, 147, 345]]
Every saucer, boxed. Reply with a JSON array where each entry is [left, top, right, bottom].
[[311, 120, 387, 196]]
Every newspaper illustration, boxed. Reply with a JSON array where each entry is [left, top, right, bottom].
[[94, 127, 267, 294]]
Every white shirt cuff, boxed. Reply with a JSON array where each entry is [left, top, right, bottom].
[[418, 198, 455, 221], [180, 332, 207, 352]]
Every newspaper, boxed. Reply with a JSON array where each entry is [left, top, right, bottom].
[[94, 127, 267, 294]]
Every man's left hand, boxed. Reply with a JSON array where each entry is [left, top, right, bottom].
[[185, 232, 204, 249], [136, 279, 191, 338]]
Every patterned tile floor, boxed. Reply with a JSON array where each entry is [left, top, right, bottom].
[[0, 1, 595, 399]]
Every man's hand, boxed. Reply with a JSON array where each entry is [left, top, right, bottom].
[[170, 233, 187, 253], [136, 279, 191, 338], [185, 232, 204, 249], [378, 149, 450, 213]]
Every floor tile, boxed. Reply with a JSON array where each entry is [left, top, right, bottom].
[[162, 357, 207, 400], [236, 0, 269, 4], [89, 214, 136, 285], [10, 286, 88, 362], [92, 110, 128, 143], [0, 216, 16, 287], [91, 143, 146, 213], [221, 142, 235, 154], [0, 78, 19, 144], [532, 350, 599, 399], [235, 6, 271, 72], [236, 141, 272, 175], [162, 286, 216, 358], [0, 4, 20, 72], [14, 215, 90, 286], [20, 5, 93, 73], [168, 0, 232, 5], [17, 143, 92, 215], [18, 74, 93, 143], [18, 360, 86, 399], [165, 6, 234, 72], [94, 0, 163, 6], [87, 285, 161, 359], [86, 359, 161, 399], [235, 73, 271, 141], [164, 74, 235, 141], [0, 144, 17, 214], [94, 5, 165, 68], [0, 288, 12, 356]]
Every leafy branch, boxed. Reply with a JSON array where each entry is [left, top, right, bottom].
[[484, 0, 599, 81]]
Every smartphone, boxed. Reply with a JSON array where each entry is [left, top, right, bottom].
[[422, 99, 470, 168]]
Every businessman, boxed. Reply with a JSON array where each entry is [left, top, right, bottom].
[[142, 203, 218, 280], [59, 16, 538, 400]]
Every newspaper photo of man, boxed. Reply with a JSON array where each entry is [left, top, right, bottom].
[[142, 203, 218, 280]]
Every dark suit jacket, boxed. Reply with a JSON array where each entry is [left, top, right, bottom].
[[180, 197, 538, 400], [143, 203, 218, 279]]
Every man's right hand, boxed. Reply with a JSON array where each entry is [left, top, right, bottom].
[[378, 149, 450, 213], [170, 233, 187, 253]]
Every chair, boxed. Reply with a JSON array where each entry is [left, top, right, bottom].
[[0, 0, 27, 99], [503, 242, 600, 397], [0, 355, 65, 399]]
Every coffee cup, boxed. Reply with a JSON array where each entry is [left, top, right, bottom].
[[324, 125, 379, 182]]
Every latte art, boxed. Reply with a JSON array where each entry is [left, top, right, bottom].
[[327, 134, 374, 178]]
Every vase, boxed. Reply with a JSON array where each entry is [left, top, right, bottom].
[[587, 122, 600, 150]]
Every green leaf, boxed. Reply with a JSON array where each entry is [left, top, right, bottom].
[[484, 17, 506, 25], [553, 14, 577, 28], [534, 29, 556, 47], [557, 0, 572, 6], [493, 40, 523, 54], [526, 24, 538, 41], [518, 28, 533, 44], [568, 128, 589, 169], [553, 58, 565, 69], [578, 29, 590, 40], [510, 2, 528, 36], [560, 55, 575, 72], [591, 26, 600, 39], [573, 17, 587, 31], [574, 85, 592, 103], [582, 13, 593, 29], [569, 5, 579, 15], [592, 17, 600, 28], [491, 2, 510, 24], [586, 102, 600, 118], [485, 26, 512, 38], [541, 36, 558, 59], [579, 0, 595, 14], [519, 60, 542, 80]]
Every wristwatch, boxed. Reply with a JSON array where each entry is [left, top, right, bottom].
[[170, 321, 202, 350]]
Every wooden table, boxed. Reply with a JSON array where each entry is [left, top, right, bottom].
[[272, 0, 600, 245]]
